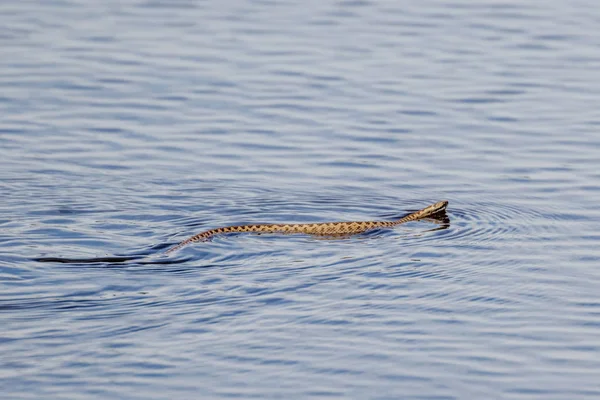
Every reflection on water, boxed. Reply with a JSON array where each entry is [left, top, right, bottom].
[[2, 0, 600, 399]]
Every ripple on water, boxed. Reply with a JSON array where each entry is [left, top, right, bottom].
[[433, 199, 560, 245]]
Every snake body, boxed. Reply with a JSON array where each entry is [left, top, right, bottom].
[[165, 200, 448, 254]]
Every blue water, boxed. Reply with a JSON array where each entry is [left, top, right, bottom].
[[2, 1, 600, 399]]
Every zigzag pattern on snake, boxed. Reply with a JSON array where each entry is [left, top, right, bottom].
[[165, 200, 448, 254]]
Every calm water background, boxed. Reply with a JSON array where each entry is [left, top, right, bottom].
[[2, 1, 600, 399]]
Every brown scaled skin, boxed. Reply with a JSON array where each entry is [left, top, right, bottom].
[[165, 200, 448, 254]]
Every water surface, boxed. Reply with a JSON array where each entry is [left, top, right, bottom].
[[2, 1, 600, 399]]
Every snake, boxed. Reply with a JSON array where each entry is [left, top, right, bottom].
[[165, 200, 448, 254]]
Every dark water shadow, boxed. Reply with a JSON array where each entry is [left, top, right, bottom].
[[32, 242, 190, 266]]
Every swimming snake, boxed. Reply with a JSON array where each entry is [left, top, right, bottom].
[[165, 200, 448, 254]]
